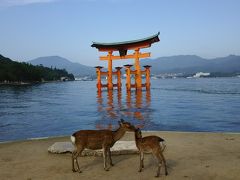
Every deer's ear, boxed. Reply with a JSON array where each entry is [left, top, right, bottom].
[[120, 119, 124, 123]]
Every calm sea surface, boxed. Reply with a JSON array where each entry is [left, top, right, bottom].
[[0, 78, 240, 142]]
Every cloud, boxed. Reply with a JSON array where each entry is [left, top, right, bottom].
[[0, 0, 58, 7]]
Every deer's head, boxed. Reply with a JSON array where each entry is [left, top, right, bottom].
[[118, 119, 136, 132], [135, 128, 142, 138]]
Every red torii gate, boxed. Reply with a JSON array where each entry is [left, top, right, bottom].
[[91, 32, 160, 91]]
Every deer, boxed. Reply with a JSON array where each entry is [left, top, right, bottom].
[[134, 128, 168, 177], [70, 119, 136, 173]]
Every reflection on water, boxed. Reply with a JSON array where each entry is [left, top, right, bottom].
[[96, 89, 151, 130]]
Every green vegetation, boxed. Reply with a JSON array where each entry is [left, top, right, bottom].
[[0, 54, 74, 84]]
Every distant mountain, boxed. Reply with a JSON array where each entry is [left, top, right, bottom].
[[28, 55, 240, 77], [141, 55, 240, 75], [28, 56, 95, 76]]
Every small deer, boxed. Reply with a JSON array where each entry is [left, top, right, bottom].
[[71, 119, 135, 172], [134, 128, 168, 177]]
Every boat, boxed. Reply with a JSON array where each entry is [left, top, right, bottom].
[[193, 72, 210, 78]]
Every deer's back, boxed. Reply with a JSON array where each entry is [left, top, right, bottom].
[[73, 130, 114, 150], [136, 136, 163, 152], [142, 136, 164, 143]]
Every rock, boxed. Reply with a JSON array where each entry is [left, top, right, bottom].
[[48, 142, 74, 154], [48, 141, 138, 156]]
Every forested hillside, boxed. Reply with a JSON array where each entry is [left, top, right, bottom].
[[0, 54, 74, 83]]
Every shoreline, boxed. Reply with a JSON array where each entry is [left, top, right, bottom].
[[0, 76, 239, 86], [0, 82, 31, 85], [1, 130, 240, 144], [1, 131, 240, 179], [0, 79, 75, 86]]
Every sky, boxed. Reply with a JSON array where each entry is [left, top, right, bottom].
[[0, 0, 240, 67]]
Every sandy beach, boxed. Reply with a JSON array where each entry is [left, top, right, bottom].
[[0, 131, 240, 180]]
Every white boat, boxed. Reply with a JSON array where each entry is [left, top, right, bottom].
[[193, 72, 210, 78]]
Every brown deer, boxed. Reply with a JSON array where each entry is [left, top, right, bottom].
[[71, 119, 135, 172], [134, 128, 168, 177]]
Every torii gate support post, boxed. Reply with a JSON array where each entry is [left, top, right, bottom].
[[143, 65, 151, 90], [95, 66, 103, 92], [124, 64, 133, 91], [115, 67, 122, 90], [107, 51, 113, 90], [134, 49, 142, 90]]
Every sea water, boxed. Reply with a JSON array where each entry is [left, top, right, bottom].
[[0, 78, 240, 141]]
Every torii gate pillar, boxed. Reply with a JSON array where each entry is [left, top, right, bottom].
[[134, 48, 142, 90], [107, 51, 113, 90]]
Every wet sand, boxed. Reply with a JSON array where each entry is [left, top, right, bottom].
[[0, 131, 240, 180]]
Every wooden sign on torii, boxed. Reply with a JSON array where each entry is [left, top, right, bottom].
[[91, 32, 160, 91]]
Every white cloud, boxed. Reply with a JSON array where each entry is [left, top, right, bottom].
[[0, 0, 58, 7]]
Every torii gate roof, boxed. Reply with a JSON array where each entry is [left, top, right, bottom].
[[91, 32, 160, 54]]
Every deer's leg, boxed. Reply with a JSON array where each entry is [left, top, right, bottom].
[[103, 147, 109, 171], [72, 150, 77, 172], [139, 151, 144, 172], [154, 149, 168, 177], [108, 148, 114, 166], [153, 152, 162, 177], [159, 151, 168, 176], [141, 152, 144, 169], [72, 146, 83, 173]]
